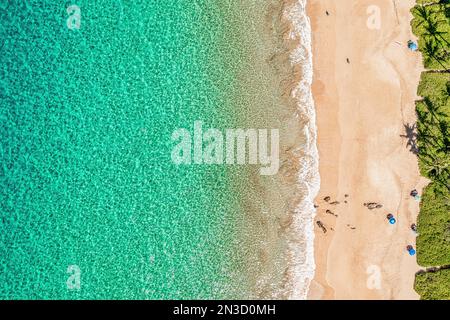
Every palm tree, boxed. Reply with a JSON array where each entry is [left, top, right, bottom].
[[420, 150, 450, 181], [416, 107, 445, 151], [412, 5, 433, 29], [423, 18, 450, 47], [423, 39, 448, 69], [417, 128, 442, 152], [423, 97, 446, 124]]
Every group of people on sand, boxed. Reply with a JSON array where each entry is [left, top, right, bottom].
[[383, 189, 420, 256], [316, 188, 420, 256]]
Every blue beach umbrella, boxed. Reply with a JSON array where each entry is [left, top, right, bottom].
[[408, 40, 418, 51], [407, 245, 416, 256], [387, 214, 396, 225]]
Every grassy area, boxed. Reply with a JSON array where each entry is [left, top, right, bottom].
[[411, 1, 450, 300], [415, 269, 450, 300], [416, 184, 450, 266]]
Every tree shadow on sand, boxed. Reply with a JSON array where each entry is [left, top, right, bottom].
[[400, 123, 419, 155]]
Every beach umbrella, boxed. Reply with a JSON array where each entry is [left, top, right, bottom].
[[411, 189, 421, 201], [408, 40, 418, 51], [386, 213, 396, 224], [407, 245, 416, 256]]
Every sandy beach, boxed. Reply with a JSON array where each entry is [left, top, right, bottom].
[[307, 0, 427, 299]]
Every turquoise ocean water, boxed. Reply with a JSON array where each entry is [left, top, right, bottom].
[[1, 0, 243, 299], [1, 1, 314, 299]]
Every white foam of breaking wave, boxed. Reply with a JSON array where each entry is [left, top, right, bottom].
[[285, 0, 320, 300]]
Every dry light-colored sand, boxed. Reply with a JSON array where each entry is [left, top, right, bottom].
[[307, 0, 428, 299]]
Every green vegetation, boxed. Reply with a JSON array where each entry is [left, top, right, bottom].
[[411, 1, 450, 300], [416, 184, 450, 266], [415, 269, 450, 300], [412, 2, 450, 69], [416, 73, 450, 188]]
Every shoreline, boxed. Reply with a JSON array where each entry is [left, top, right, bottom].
[[284, 0, 320, 299], [307, 0, 424, 299]]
